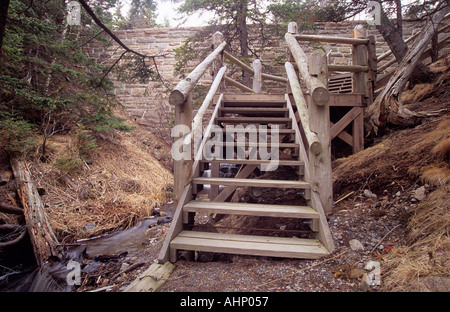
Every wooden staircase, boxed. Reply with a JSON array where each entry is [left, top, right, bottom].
[[158, 26, 337, 264], [159, 94, 335, 262]]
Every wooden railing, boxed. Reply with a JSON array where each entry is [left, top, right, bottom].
[[284, 22, 333, 214]]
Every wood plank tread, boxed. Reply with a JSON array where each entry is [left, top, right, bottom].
[[184, 201, 319, 219], [212, 142, 299, 148], [216, 117, 291, 123], [222, 128, 295, 134], [220, 107, 288, 113], [200, 159, 303, 166], [193, 177, 310, 189], [171, 231, 329, 259]]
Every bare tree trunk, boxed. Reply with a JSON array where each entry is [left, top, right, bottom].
[[10, 157, 60, 265], [238, 0, 251, 87], [366, 4, 449, 135], [376, 4, 433, 84]]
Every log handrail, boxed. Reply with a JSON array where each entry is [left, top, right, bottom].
[[223, 50, 288, 84], [185, 66, 227, 147], [169, 41, 227, 106], [294, 34, 369, 45], [285, 62, 321, 155], [285, 32, 330, 106]]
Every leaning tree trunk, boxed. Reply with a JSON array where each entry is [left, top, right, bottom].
[[375, 5, 434, 84], [10, 157, 60, 265], [366, 4, 450, 135]]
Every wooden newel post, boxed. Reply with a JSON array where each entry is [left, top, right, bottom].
[[252, 59, 262, 93], [173, 93, 193, 206], [212, 31, 225, 92], [307, 49, 332, 213], [352, 25, 368, 100]]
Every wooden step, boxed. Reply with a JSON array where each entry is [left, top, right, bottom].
[[220, 94, 286, 107], [221, 128, 295, 134], [193, 177, 310, 190], [212, 142, 299, 148], [184, 201, 319, 219], [200, 159, 303, 166], [170, 231, 329, 261], [220, 107, 288, 117], [200, 159, 305, 175], [215, 117, 291, 125]]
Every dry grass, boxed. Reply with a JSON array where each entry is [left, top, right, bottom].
[[333, 114, 449, 291], [32, 128, 173, 243], [382, 186, 449, 292]]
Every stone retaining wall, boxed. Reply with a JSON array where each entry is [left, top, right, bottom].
[[85, 21, 449, 128]]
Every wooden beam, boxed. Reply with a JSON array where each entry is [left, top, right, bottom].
[[212, 164, 258, 202], [328, 94, 364, 107], [224, 76, 255, 93], [352, 107, 364, 153], [224, 51, 254, 74], [158, 184, 193, 264], [261, 73, 288, 83], [328, 64, 369, 73], [294, 34, 369, 45], [330, 121, 353, 146], [170, 41, 226, 106], [330, 106, 362, 139]]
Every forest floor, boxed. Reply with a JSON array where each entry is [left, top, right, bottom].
[[1, 56, 449, 293]]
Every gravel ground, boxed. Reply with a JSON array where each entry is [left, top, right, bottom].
[[157, 192, 407, 292], [72, 186, 412, 293]]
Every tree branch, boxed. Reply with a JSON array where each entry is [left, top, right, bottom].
[[0, 225, 27, 247], [0, 203, 24, 215], [78, 0, 166, 85]]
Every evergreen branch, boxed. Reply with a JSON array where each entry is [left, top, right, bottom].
[[77, 0, 166, 85]]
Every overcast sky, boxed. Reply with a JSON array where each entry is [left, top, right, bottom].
[[121, 0, 372, 28]]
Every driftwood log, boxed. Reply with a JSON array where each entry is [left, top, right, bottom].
[[365, 4, 449, 135], [10, 157, 60, 265]]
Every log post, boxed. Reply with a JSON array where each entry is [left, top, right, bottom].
[[252, 59, 262, 93], [352, 25, 368, 101], [173, 93, 193, 206], [307, 50, 332, 213], [212, 31, 225, 92], [367, 35, 377, 107], [286, 22, 297, 94]]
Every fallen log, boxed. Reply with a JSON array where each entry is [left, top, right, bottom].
[[10, 157, 60, 265]]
